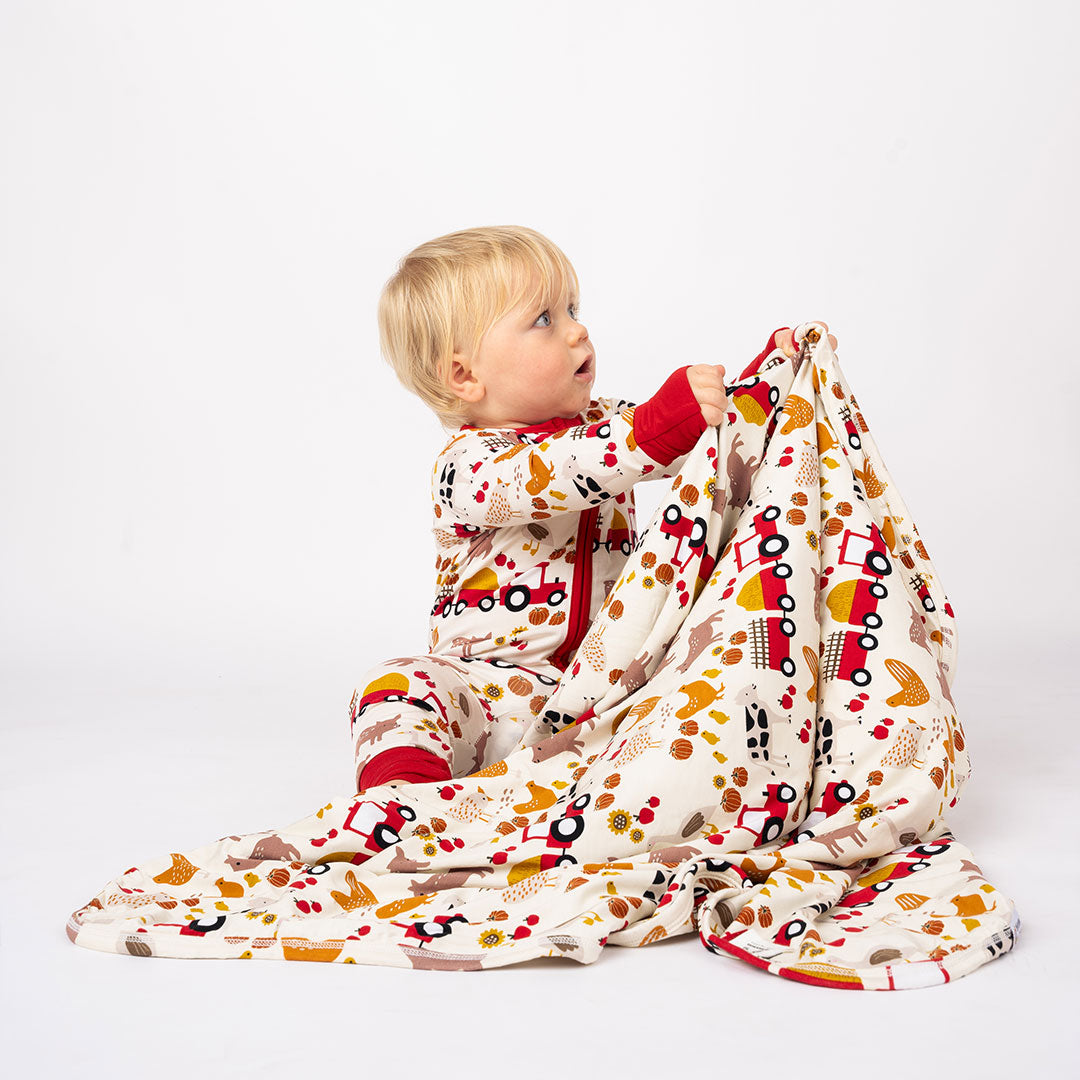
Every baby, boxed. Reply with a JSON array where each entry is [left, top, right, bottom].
[[349, 225, 824, 794]]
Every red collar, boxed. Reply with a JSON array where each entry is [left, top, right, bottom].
[[459, 413, 584, 436]]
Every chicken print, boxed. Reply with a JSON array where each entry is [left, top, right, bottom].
[[883, 658, 931, 707], [152, 853, 199, 887], [880, 719, 927, 769]]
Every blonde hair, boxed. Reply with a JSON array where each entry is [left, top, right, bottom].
[[377, 225, 581, 430]]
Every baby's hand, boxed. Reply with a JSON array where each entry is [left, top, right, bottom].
[[777, 321, 839, 356], [687, 364, 728, 426]]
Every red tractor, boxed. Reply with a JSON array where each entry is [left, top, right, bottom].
[[838, 837, 958, 910], [837, 403, 862, 451], [595, 506, 634, 556], [350, 672, 446, 731], [342, 796, 419, 859], [430, 568, 500, 618], [730, 376, 781, 423], [819, 628, 874, 688], [758, 834, 958, 963], [659, 504, 709, 571], [500, 560, 568, 612], [908, 570, 937, 613], [733, 505, 789, 573], [490, 792, 592, 870], [824, 522, 893, 652], [711, 781, 801, 846], [838, 522, 892, 583], [825, 577, 884, 649], [432, 562, 569, 618], [748, 614, 797, 677], [783, 779, 858, 845], [733, 506, 796, 645]]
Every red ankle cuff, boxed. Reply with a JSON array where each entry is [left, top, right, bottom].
[[359, 746, 453, 790]]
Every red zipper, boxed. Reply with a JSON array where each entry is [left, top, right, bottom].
[[550, 506, 599, 671]]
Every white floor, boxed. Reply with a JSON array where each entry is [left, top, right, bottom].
[[1, 637, 1074, 1080]]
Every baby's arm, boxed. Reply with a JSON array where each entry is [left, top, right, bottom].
[[737, 324, 837, 380], [745, 326, 792, 377], [592, 325, 796, 471], [597, 326, 796, 413], [432, 366, 708, 527]]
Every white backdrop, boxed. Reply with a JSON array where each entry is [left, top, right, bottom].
[[2, 2, 1077, 1076]]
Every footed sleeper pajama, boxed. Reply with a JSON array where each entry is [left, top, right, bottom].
[[349, 329, 794, 793]]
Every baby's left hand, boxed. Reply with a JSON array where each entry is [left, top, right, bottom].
[[778, 322, 838, 356]]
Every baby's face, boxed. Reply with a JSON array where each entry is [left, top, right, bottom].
[[450, 270, 595, 428]]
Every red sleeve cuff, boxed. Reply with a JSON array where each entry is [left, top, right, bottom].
[[632, 365, 709, 466], [359, 746, 453, 790], [737, 327, 791, 381]]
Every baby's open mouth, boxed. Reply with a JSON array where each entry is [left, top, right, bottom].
[[575, 356, 593, 376]]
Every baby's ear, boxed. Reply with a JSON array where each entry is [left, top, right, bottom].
[[447, 354, 485, 404]]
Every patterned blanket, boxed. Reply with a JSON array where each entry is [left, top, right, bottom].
[[67, 326, 1021, 989]]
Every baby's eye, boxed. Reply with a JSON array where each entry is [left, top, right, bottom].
[[534, 303, 581, 327]]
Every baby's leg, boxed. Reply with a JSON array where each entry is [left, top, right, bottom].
[[347, 653, 562, 793]]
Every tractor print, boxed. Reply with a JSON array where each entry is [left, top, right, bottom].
[[825, 576, 885, 642], [748, 615, 797, 677], [838, 836, 959, 910], [594, 506, 634, 556], [518, 791, 591, 850], [838, 522, 893, 584], [819, 628, 874, 688], [500, 561, 568, 612], [350, 672, 444, 730], [836, 402, 862, 451], [739, 781, 802, 845], [659, 504, 708, 572], [908, 570, 936, 613], [818, 522, 895, 682], [729, 375, 781, 427], [490, 792, 592, 871], [342, 796, 418, 858], [733, 505, 790, 573], [735, 504, 796, 623], [785, 779, 858, 845], [432, 563, 568, 618], [706, 781, 800, 847]]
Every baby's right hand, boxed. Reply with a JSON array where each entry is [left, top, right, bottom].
[[687, 364, 728, 427], [778, 322, 839, 356]]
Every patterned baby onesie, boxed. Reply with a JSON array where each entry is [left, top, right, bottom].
[[348, 330, 793, 792]]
